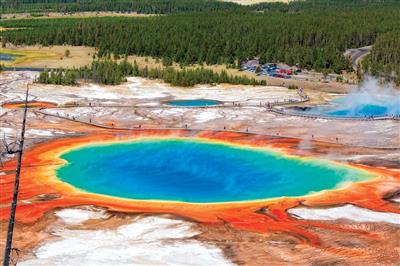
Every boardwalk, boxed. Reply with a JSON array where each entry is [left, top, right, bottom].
[[36, 109, 399, 150]]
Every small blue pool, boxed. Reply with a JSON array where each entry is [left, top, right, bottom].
[[166, 99, 221, 107], [0, 53, 18, 61]]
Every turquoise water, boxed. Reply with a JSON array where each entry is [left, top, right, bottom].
[[324, 103, 397, 117], [0, 53, 18, 61], [166, 99, 221, 107], [290, 94, 400, 118], [57, 139, 373, 203]]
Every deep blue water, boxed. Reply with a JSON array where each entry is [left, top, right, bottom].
[[57, 139, 373, 203], [166, 99, 221, 107]]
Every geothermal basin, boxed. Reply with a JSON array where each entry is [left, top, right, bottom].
[[57, 138, 374, 203]]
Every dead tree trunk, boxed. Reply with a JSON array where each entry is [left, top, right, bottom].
[[3, 84, 29, 266]]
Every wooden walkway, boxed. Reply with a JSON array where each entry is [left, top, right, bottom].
[[36, 109, 399, 150]]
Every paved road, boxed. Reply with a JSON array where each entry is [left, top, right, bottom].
[[344, 46, 372, 70]]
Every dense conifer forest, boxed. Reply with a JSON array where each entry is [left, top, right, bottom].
[[1, 0, 399, 82], [37, 59, 266, 86], [1, 0, 399, 14], [362, 31, 400, 85], [0, 0, 241, 14]]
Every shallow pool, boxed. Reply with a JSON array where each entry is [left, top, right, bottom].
[[0, 53, 18, 61], [166, 99, 221, 107], [57, 139, 373, 203]]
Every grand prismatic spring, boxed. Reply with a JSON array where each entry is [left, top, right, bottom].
[[57, 139, 373, 203], [2, 130, 397, 229]]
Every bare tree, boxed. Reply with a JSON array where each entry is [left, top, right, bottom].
[[0, 136, 20, 168]]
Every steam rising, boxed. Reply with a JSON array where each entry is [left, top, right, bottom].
[[295, 77, 400, 150], [338, 77, 400, 116], [300, 77, 400, 117]]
